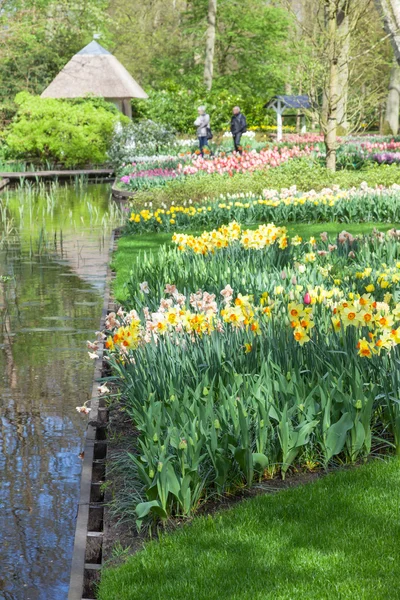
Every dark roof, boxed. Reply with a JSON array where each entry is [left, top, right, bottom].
[[77, 41, 111, 56], [264, 95, 311, 110]]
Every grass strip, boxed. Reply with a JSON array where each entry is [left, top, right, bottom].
[[98, 459, 400, 600]]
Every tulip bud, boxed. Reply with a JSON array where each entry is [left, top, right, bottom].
[[291, 275, 297, 285], [304, 292, 311, 305], [280, 270, 287, 280]]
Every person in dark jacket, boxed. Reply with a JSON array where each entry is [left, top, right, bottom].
[[230, 106, 247, 153]]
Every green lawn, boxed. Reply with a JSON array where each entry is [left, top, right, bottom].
[[98, 459, 400, 600], [112, 222, 397, 302]]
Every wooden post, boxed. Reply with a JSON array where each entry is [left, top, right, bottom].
[[122, 99, 132, 120], [276, 99, 283, 142]]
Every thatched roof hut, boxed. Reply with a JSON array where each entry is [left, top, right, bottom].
[[41, 41, 148, 118]]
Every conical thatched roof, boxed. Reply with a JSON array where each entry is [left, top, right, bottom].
[[41, 41, 148, 100]]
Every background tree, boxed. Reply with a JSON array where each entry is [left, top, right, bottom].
[[109, 0, 290, 97], [204, 0, 217, 90], [181, 0, 290, 96], [108, 0, 187, 88], [108, 0, 290, 132], [374, 0, 400, 133], [0, 0, 110, 124], [284, 0, 392, 170], [0, 0, 395, 140]]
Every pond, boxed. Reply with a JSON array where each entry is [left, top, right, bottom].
[[0, 183, 121, 600]]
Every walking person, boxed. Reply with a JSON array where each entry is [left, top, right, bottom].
[[194, 106, 210, 155], [230, 106, 247, 153]]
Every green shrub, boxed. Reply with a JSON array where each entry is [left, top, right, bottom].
[[132, 159, 400, 207], [3, 93, 129, 167]]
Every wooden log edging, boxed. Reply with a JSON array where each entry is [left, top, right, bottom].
[[68, 229, 117, 600], [0, 169, 113, 182], [0, 178, 10, 192], [111, 179, 135, 201]]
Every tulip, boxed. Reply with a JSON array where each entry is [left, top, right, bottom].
[[303, 292, 311, 305]]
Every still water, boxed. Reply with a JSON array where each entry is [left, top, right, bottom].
[[0, 183, 121, 600]]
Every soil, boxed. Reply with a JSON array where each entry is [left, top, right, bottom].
[[102, 400, 144, 562], [101, 394, 329, 568]]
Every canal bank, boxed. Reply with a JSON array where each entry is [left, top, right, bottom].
[[0, 184, 122, 600], [67, 229, 116, 600]]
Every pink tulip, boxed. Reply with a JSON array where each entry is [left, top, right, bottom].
[[303, 292, 311, 305]]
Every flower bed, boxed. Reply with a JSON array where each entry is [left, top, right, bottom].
[[120, 168, 179, 190], [117, 157, 187, 191], [126, 183, 400, 232], [116, 145, 316, 192], [360, 140, 400, 153], [177, 146, 315, 177], [334, 138, 400, 169], [92, 222, 400, 527], [371, 152, 400, 165], [281, 133, 325, 144], [115, 136, 400, 194]]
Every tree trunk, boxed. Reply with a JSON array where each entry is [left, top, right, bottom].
[[336, 12, 350, 135], [325, 2, 339, 171], [379, 102, 385, 133], [374, 0, 400, 63], [204, 0, 217, 91], [383, 61, 400, 134], [374, 1, 400, 134], [321, 88, 328, 134]]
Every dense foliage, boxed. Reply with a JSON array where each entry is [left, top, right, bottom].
[[132, 85, 275, 133], [113, 0, 290, 130], [3, 93, 127, 166], [108, 120, 177, 168]]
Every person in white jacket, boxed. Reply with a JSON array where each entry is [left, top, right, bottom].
[[194, 106, 210, 155]]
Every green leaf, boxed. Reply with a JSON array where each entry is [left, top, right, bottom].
[[325, 412, 353, 463], [135, 500, 167, 521], [253, 453, 269, 470]]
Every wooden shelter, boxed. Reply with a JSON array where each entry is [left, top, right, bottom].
[[41, 40, 148, 118], [264, 95, 311, 141]]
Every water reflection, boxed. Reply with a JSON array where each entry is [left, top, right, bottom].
[[0, 184, 120, 599]]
